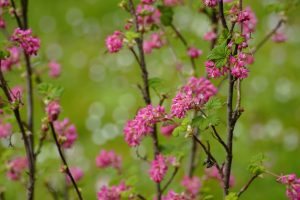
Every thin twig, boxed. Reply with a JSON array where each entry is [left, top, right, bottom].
[[218, 0, 228, 30], [49, 123, 83, 200], [252, 19, 285, 54], [10, 0, 23, 28], [161, 167, 179, 193], [137, 194, 147, 200], [237, 174, 259, 197]]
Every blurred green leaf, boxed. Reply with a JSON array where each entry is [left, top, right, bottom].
[[247, 153, 266, 175], [158, 5, 174, 26], [225, 193, 238, 200]]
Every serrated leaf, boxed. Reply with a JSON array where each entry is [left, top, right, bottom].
[[207, 42, 230, 68], [124, 31, 139, 42], [37, 83, 64, 102], [158, 5, 174, 26], [247, 153, 266, 175], [148, 77, 165, 91], [192, 115, 220, 130], [205, 97, 222, 111], [172, 126, 185, 137]]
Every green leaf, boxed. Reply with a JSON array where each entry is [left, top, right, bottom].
[[172, 126, 185, 137], [207, 41, 230, 68], [235, 35, 245, 45], [225, 193, 238, 200], [148, 77, 165, 91], [124, 31, 139, 42], [192, 115, 220, 130], [204, 97, 222, 111], [158, 5, 174, 26], [0, 50, 10, 59], [247, 153, 266, 175], [37, 83, 64, 102]]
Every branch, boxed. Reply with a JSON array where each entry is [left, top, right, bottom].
[[10, 0, 23, 28], [218, 0, 228, 30], [252, 19, 285, 54], [237, 174, 259, 198], [161, 167, 179, 193], [49, 123, 83, 200]]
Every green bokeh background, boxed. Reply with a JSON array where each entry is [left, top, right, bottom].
[[0, 0, 300, 199]]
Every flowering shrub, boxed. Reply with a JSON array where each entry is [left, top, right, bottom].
[[0, 0, 299, 200]]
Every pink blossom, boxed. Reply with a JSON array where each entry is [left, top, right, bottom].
[[171, 77, 217, 118], [66, 167, 84, 185], [237, 7, 257, 35], [136, 4, 161, 29], [163, 0, 183, 7], [231, 66, 249, 79], [54, 118, 78, 148], [46, 101, 61, 122], [229, 53, 253, 79], [0, 121, 12, 138], [48, 61, 61, 78], [105, 31, 123, 53], [123, 105, 166, 146], [162, 190, 191, 200], [10, 86, 23, 102], [160, 124, 178, 137], [96, 150, 122, 171], [203, 0, 217, 7], [0, 18, 5, 29], [6, 157, 28, 181], [205, 166, 235, 188], [181, 176, 201, 196], [149, 154, 168, 183], [203, 31, 217, 41], [187, 47, 202, 59], [277, 174, 300, 200], [1, 47, 21, 71], [205, 60, 228, 78], [143, 33, 165, 54], [97, 182, 129, 200], [272, 32, 287, 43], [11, 28, 40, 56], [0, 0, 9, 7]]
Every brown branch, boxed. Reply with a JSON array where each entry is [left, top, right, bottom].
[[10, 0, 23, 28], [137, 194, 147, 200], [252, 19, 285, 54], [0, 61, 35, 200], [237, 174, 259, 198], [218, 0, 228, 30], [162, 167, 179, 194], [49, 123, 83, 200]]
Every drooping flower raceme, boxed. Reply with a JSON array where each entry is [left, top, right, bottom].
[[48, 61, 61, 78], [149, 154, 168, 183], [96, 150, 122, 171], [143, 32, 165, 54], [66, 167, 84, 185], [277, 174, 300, 200], [105, 31, 123, 53], [46, 101, 61, 122], [54, 118, 78, 148], [171, 77, 217, 118], [6, 157, 28, 181], [123, 105, 166, 146], [136, 3, 161, 29], [205, 60, 228, 79], [97, 182, 130, 200], [11, 28, 41, 56], [181, 176, 201, 196], [237, 7, 257, 37]]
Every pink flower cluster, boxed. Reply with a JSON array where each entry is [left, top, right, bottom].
[[105, 31, 123, 53], [97, 182, 129, 200], [54, 118, 78, 148], [96, 150, 122, 171], [66, 167, 84, 185], [48, 61, 61, 78], [10, 86, 23, 102], [136, 2, 161, 29], [46, 101, 61, 122], [272, 32, 287, 43], [171, 77, 217, 118], [11, 28, 41, 56], [229, 53, 254, 79], [237, 7, 257, 36], [149, 154, 168, 183], [203, 0, 217, 7], [277, 174, 300, 200], [6, 157, 28, 181], [205, 60, 228, 78], [1, 47, 20, 71], [205, 166, 235, 188], [0, 120, 12, 139], [123, 105, 166, 146], [143, 33, 165, 54], [181, 176, 201, 197], [162, 190, 191, 200], [187, 47, 202, 59], [0, 0, 10, 7]]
